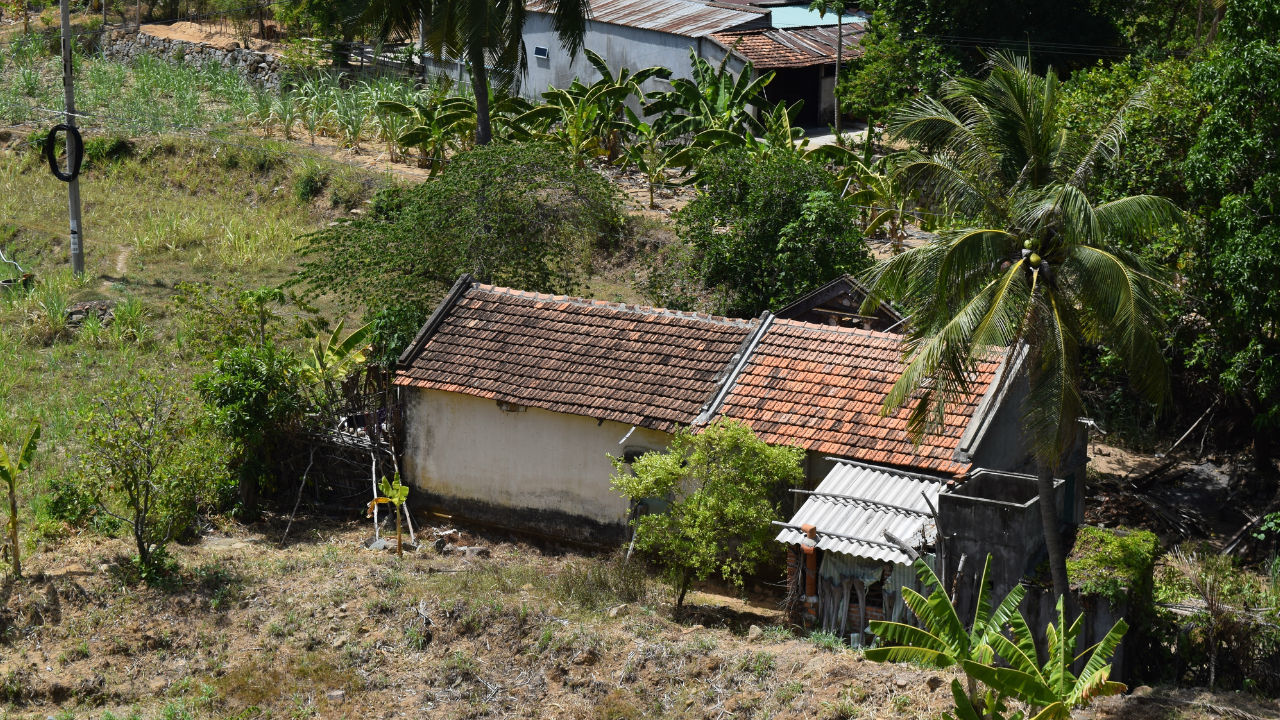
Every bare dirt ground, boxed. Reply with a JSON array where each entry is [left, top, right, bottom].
[[3, 514, 1274, 720], [140, 20, 285, 54], [0, 516, 957, 719]]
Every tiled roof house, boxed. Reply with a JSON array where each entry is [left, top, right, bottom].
[[394, 275, 1038, 543]]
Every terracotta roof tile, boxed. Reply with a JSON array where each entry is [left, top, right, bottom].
[[712, 25, 864, 69], [394, 284, 755, 433], [718, 319, 1000, 476]]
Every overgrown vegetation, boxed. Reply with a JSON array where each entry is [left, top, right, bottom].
[[295, 142, 625, 309]]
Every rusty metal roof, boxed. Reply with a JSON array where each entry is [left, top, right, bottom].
[[528, 0, 767, 37], [711, 24, 865, 68], [776, 459, 942, 564]]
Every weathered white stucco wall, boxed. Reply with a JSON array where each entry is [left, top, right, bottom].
[[518, 14, 746, 101], [402, 388, 672, 542]]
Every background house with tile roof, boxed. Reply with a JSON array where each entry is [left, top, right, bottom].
[[393, 276, 1075, 545], [515, 0, 865, 125]]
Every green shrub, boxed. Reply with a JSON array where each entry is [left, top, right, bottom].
[[672, 149, 872, 316], [327, 170, 367, 210], [1067, 526, 1160, 606], [196, 343, 304, 519], [83, 135, 134, 167], [293, 162, 329, 203], [80, 375, 227, 575], [612, 419, 803, 608]]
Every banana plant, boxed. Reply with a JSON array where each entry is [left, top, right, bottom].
[[623, 115, 679, 208], [580, 49, 672, 160], [960, 596, 1127, 720], [1, 423, 39, 578], [808, 143, 913, 242], [516, 82, 629, 166], [865, 555, 1026, 707], [644, 49, 774, 138], [299, 320, 372, 407], [378, 97, 474, 174], [367, 474, 410, 557]]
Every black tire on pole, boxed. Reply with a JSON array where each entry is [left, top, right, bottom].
[[44, 123, 84, 182]]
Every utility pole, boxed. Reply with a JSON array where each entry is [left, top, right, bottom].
[[60, 0, 86, 277]]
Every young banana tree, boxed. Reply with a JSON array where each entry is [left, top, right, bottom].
[[645, 49, 774, 139], [299, 320, 372, 411], [368, 474, 411, 557], [960, 596, 1128, 720], [624, 117, 678, 208], [378, 97, 474, 174], [808, 143, 913, 242], [515, 83, 622, 165], [1, 424, 39, 578], [580, 48, 672, 160], [865, 555, 1026, 707]]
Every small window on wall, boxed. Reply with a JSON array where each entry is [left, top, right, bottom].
[[533, 46, 549, 59]]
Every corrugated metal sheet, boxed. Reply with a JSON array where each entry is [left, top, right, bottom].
[[776, 460, 942, 564], [528, 0, 766, 38]]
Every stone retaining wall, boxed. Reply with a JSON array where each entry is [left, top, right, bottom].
[[103, 28, 283, 89]]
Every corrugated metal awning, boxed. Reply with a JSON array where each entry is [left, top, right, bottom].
[[776, 460, 942, 564]]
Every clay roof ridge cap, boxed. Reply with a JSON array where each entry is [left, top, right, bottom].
[[476, 283, 753, 327]]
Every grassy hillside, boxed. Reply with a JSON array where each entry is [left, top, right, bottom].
[[0, 133, 383, 541]]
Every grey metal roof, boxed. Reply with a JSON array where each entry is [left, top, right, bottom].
[[528, 0, 766, 37], [776, 460, 942, 564]]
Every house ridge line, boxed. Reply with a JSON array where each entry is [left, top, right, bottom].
[[694, 310, 774, 425], [396, 273, 474, 368]]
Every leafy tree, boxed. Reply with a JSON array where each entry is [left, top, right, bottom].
[[672, 149, 872, 316], [864, 53, 1182, 605], [295, 143, 624, 310], [874, 0, 1121, 71], [197, 344, 305, 520], [80, 377, 222, 573], [277, 0, 375, 66], [611, 419, 802, 608], [838, 11, 957, 122], [1, 423, 39, 578], [1183, 0, 1280, 471]]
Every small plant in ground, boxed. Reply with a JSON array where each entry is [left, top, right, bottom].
[[776, 681, 804, 704], [0, 422, 38, 578], [293, 162, 329, 202], [734, 650, 775, 681], [367, 474, 410, 556], [809, 629, 845, 651], [761, 625, 795, 642]]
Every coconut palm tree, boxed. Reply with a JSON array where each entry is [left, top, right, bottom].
[[862, 53, 1182, 606], [369, 0, 590, 145]]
